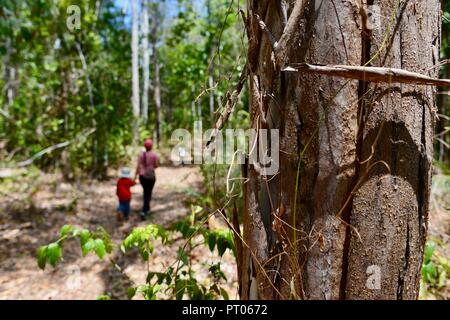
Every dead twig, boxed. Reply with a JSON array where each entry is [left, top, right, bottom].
[[206, 64, 248, 147], [283, 63, 450, 86], [15, 128, 96, 168]]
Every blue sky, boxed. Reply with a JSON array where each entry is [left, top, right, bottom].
[[113, 0, 205, 25]]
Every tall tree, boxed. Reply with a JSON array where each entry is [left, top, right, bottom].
[[151, 1, 162, 143], [240, 0, 441, 300], [207, 0, 215, 122], [131, 0, 140, 144], [141, 0, 150, 125]]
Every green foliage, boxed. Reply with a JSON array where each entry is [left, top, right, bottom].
[[37, 225, 113, 270], [0, 0, 247, 178], [1, 0, 132, 177], [161, 0, 247, 132], [421, 241, 449, 287], [420, 239, 450, 299], [37, 218, 234, 300], [121, 224, 169, 261]]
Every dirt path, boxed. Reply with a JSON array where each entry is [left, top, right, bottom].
[[0, 166, 238, 300]]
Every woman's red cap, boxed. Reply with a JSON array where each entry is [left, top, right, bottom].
[[144, 139, 153, 150]]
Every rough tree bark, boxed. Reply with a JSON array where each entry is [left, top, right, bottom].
[[240, 0, 440, 300]]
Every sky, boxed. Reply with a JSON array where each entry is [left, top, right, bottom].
[[113, 0, 205, 26]]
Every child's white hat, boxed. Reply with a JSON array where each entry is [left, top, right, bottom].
[[120, 167, 131, 178]]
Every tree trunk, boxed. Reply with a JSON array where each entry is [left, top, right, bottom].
[[207, 0, 215, 122], [131, 0, 140, 144], [152, 5, 161, 144], [153, 49, 161, 143], [6, 66, 15, 117], [241, 0, 440, 300], [3, 38, 14, 132], [141, 0, 150, 125]]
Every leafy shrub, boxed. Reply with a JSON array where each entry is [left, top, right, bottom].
[[37, 206, 236, 300]]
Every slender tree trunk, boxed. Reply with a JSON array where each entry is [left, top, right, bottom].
[[6, 66, 15, 117], [75, 42, 99, 175], [153, 48, 161, 143], [191, 85, 197, 121], [240, 0, 440, 300], [207, 0, 215, 122], [209, 62, 215, 121], [3, 38, 14, 131], [131, 0, 140, 145], [141, 0, 150, 125], [152, 6, 161, 144]]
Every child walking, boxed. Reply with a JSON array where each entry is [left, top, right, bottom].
[[116, 167, 136, 222]]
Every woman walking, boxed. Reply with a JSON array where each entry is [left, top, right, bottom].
[[134, 139, 159, 220]]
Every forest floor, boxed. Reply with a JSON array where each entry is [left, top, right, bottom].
[[0, 165, 239, 300], [0, 164, 448, 300]]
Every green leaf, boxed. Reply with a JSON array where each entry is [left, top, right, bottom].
[[79, 229, 91, 247], [175, 279, 186, 300], [148, 240, 154, 254], [424, 242, 435, 263], [177, 248, 188, 265], [37, 245, 48, 270], [96, 295, 111, 300], [217, 237, 227, 257], [82, 238, 96, 256], [207, 232, 216, 252], [139, 244, 149, 261], [220, 288, 229, 300], [210, 283, 220, 295], [100, 230, 113, 254], [94, 239, 106, 259], [47, 243, 62, 267], [148, 284, 161, 300], [60, 225, 74, 237], [127, 287, 137, 300]]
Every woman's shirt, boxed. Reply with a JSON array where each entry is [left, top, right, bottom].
[[138, 151, 158, 176]]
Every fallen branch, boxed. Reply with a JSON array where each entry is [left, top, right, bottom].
[[282, 63, 450, 86], [15, 128, 96, 168], [0, 168, 27, 178], [0, 108, 11, 120], [206, 65, 248, 147]]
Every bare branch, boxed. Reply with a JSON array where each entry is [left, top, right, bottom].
[[280, 0, 289, 27], [283, 63, 450, 86], [75, 42, 95, 112], [275, 0, 308, 66], [206, 65, 248, 147], [0, 108, 11, 120], [15, 128, 96, 168], [255, 15, 278, 51]]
